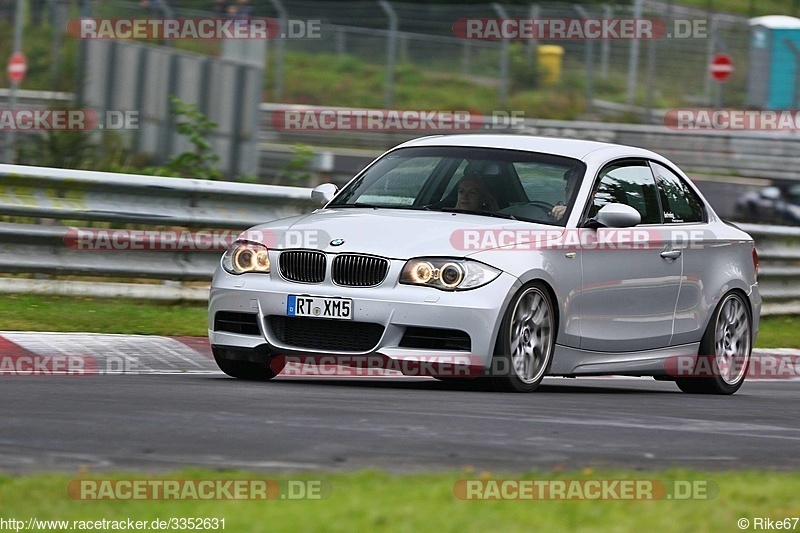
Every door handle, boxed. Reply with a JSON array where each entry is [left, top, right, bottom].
[[660, 250, 682, 260]]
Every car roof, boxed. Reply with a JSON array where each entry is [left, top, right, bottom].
[[395, 134, 664, 162]]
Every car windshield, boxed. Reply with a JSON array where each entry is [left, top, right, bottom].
[[326, 146, 585, 226]]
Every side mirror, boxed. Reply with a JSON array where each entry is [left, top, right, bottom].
[[311, 183, 338, 206], [760, 187, 781, 200], [588, 204, 642, 228]]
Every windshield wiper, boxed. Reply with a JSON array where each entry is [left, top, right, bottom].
[[439, 207, 518, 221], [326, 203, 381, 209]]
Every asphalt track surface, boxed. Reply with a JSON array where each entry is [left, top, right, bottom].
[[2, 333, 800, 474]]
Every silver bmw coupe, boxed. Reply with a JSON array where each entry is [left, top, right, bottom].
[[209, 135, 761, 394]]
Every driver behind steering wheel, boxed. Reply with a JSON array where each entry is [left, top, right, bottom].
[[549, 167, 581, 222]]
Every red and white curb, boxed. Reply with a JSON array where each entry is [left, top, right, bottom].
[[0, 332, 798, 379], [0, 332, 217, 375]]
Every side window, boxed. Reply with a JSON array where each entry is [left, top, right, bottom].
[[651, 162, 705, 223], [589, 162, 662, 224], [513, 162, 573, 206]]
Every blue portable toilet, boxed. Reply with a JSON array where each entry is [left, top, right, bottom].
[[746, 15, 800, 109]]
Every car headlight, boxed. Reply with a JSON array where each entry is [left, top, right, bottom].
[[400, 258, 500, 291], [222, 240, 271, 274]]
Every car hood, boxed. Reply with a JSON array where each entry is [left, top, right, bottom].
[[241, 208, 565, 259]]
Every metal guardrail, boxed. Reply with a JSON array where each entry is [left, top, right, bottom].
[[738, 223, 800, 303], [3, 89, 800, 183], [0, 164, 314, 283], [258, 103, 800, 183], [1, 165, 799, 314], [0, 164, 314, 228]]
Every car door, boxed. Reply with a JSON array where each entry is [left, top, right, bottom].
[[650, 161, 710, 346], [577, 160, 682, 352]]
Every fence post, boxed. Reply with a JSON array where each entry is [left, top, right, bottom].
[[335, 26, 346, 57], [575, 5, 594, 114], [158, 54, 181, 165], [644, 36, 657, 122], [268, 0, 287, 100], [133, 46, 149, 154], [492, 2, 510, 108], [704, 15, 719, 101], [3, 0, 24, 164], [379, 0, 398, 108], [50, 0, 69, 84], [601, 4, 611, 78], [74, 0, 92, 108], [525, 4, 539, 66], [461, 40, 471, 76], [626, 0, 643, 105]]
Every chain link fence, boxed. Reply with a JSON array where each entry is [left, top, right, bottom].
[[79, 0, 754, 120]]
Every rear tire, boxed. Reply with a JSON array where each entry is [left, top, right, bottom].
[[675, 292, 751, 395], [213, 346, 283, 381], [489, 282, 556, 392]]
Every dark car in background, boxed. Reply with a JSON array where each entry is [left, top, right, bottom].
[[737, 184, 800, 225]]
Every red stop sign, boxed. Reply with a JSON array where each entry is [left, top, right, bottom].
[[7, 52, 27, 85], [710, 53, 733, 82]]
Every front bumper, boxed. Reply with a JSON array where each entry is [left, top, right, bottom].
[[208, 260, 519, 367]]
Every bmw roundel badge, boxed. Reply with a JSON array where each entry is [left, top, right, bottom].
[[330, 239, 345, 246]]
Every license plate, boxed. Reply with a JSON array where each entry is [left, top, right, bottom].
[[287, 295, 353, 320]]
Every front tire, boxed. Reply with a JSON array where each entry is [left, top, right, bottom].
[[676, 292, 752, 395], [213, 346, 283, 381], [490, 282, 556, 392]]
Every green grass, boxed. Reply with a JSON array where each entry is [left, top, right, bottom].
[[756, 315, 800, 348], [0, 294, 797, 348], [0, 293, 208, 336], [0, 468, 798, 531], [680, 0, 799, 17]]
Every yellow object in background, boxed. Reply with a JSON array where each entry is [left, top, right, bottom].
[[537, 45, 564, 84]]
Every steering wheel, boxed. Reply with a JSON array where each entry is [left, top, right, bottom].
[[526, 200, 556, 212]]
